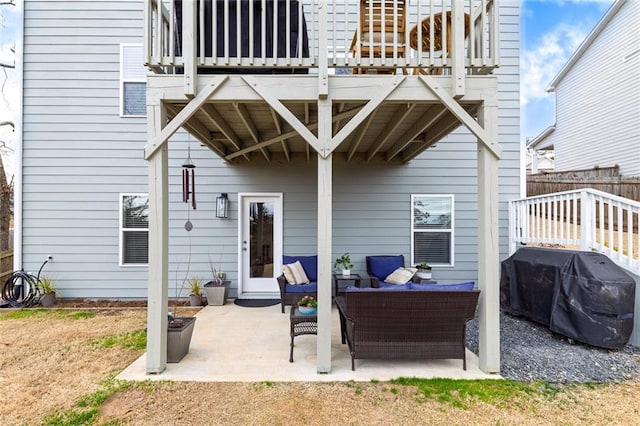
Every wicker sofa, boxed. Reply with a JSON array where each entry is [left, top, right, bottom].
[[335, 287, 480, 370]]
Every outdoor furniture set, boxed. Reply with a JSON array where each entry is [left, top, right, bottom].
[[280, 254, 480, 370]]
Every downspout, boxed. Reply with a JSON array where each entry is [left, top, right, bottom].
[[13, 2, 25, 271]]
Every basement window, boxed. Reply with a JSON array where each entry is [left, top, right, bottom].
[[120, 194, 149, 266], [411, 194, 454, 267]]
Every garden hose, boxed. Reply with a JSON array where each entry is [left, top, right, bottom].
[[1, 270, 42, 308]]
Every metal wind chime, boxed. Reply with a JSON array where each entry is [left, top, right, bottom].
[[182, 141, 196, 231]]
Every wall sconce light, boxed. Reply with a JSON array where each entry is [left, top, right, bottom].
[[216, 193, 229, 219]]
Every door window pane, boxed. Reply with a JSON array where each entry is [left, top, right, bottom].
[[249, 202, 274, 278]]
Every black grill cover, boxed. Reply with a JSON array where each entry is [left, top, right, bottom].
[[500, 247, 636, 349]]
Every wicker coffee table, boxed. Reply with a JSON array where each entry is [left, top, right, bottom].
[[289, 305, 317, 362]]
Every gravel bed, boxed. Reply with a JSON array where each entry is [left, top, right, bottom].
[[466, 312, 640, 383]]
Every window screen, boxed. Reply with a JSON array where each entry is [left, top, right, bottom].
[[411, 195, 454, 266], [121, 194, 149, 265], [121, 44, 147, 116]]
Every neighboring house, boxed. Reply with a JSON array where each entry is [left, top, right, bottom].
[[528, 0, 640, 176], [17, 1, 519, 374]]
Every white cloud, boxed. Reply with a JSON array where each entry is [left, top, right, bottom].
[[521, 23, 589, 107]]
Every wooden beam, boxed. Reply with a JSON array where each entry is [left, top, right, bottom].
[[347, 111, 377, 161], [234, 102, 270, 161], [477, 100, 501, 374], [200, 104, 249, 161], [366, 103, 416, 161], [145, 99, 168, 374], [401, 108, 479, 163], [386, 106, 449, 161], [164, 104, 227, 158], [225, 106, 360, 161], [317, 100, 332, 373], [242, 76, 322, 153], [148, 74, 494, 103], [144, 76, 228, 160], [327, 76, 405, 154], [270, 108, 291, 161], [419, 75, 501, 159]]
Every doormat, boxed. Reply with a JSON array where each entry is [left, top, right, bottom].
[[233, 299, 281, 308]]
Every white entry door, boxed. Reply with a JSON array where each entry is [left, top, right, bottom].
[[238, 193, 282, 298]]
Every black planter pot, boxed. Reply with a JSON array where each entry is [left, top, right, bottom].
[[167, 316, 196, 363]]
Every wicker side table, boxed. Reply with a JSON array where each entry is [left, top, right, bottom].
[[289, 305, 317, 362]]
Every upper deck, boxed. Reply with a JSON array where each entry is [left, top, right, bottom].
[[142, 1, 501, 164], [145, 0, 499, 76]]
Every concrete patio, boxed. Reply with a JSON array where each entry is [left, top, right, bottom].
[[118, 302, 500, 382]]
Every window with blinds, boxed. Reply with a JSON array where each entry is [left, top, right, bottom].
[[120, 44, 147, 116], [411, 194, 454, 267], [120, 194, 149, 266]]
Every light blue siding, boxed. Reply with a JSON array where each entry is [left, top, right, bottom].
[[20, 1, 520, 299]]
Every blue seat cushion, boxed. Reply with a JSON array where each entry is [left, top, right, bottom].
[[410, 281, 475, 291], [283, 255, 318, 281], [285, 282, 318, 293], [367, 255, 405, 281]]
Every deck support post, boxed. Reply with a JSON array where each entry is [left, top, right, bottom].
[[451, 0, 466, 98], [477, 99, 500, 373], [145, 96, 169, 374], [182, 0, 197, 97], [316, 97, 333, 373]]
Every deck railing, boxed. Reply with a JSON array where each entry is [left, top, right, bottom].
[[509, 189, 640, 276], [144, 0, 499, 75]]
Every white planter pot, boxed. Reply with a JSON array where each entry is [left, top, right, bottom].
[[416, 271, 432, 280], [342, 269, 351, 277]]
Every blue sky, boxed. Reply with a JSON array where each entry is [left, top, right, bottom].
[[0, 0, 619, 173], [520, 0, 614, 144]]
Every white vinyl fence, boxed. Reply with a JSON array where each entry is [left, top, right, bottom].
[[509, 188, 640, 276]]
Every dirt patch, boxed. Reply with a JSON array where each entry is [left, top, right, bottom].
[[98, 389, 147, 421], [2, 305, 640, 424]]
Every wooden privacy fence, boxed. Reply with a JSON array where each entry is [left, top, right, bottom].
[[0, 249, 13, 284], [528, 166, 640, 202]]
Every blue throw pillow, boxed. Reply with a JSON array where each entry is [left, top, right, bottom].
[[410, 281, 475, 291]]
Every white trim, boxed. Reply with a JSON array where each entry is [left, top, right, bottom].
[[120, 43, 147, 118], [14, 1, 25, 272], [119, 193, 149, 267], [237, 192, 283, 298], [410, 194, 455, 267]]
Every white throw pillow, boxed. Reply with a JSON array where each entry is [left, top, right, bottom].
[[282, 261, 310, 285], [384, 267, 417, 285]]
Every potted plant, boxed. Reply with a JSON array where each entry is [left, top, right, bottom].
[[186, 277, 203, 306], [334, 253, 354, 276], [203, 269, 230, 306], [415, 262, 432, 280], [297, 295, 317, 315], [37, 275, 56, 307]]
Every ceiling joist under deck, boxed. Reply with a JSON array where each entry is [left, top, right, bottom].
[[147, 75, 497, 164]]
